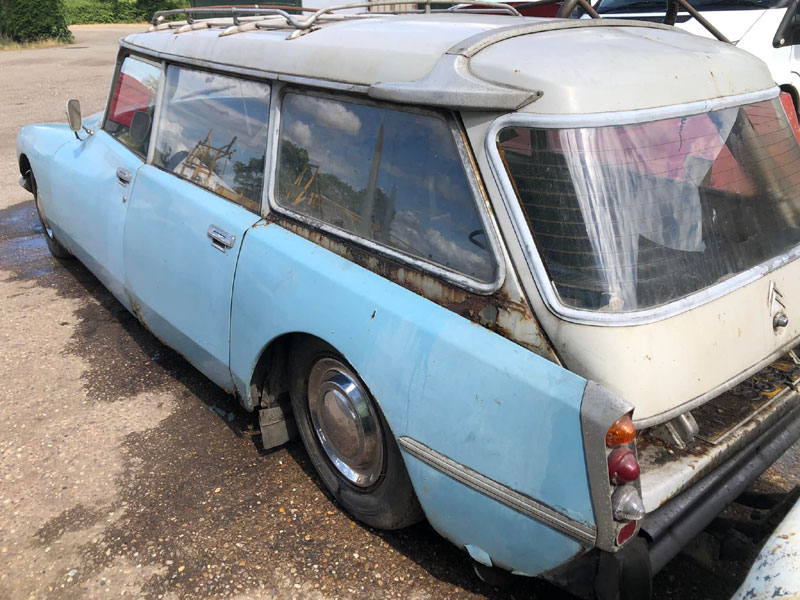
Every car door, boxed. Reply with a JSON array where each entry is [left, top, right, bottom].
[[123, 65, 269, 391], [49, 53, 162, 304]]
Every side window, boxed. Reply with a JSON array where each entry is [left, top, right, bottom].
[[152, 66, 270, 213], [275, 92, 497, 284], [105, 55, 161, 157]]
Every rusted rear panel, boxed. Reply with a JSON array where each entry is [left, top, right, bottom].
[[638, 347, 800, 511], [266, 214, 559, 362]]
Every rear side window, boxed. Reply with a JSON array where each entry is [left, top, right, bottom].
[[105, 55, 161, 157], [275, 92, 497, 284], [152, 66, 271, 213]]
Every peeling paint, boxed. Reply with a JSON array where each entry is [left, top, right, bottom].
[[267, 214, 559, 362], [639, 349, 800, 512]]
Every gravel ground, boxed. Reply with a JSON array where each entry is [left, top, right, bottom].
[[0, 24, 798, 600]]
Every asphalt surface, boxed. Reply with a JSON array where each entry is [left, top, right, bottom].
[[0, 24, 798, 600]]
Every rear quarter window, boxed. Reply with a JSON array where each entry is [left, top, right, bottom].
[[274, 92, 497, 284]]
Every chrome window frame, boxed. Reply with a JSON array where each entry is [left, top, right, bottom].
[[148, 61, 271, 214], [266, 84, 506, 295], [101, 50, 165, 161], [117, 39, 373, 216], [484, 86, 798, 326]]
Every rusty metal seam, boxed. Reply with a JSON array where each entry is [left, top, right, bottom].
[[399, 436, 597, 546]]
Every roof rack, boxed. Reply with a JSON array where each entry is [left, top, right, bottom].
[[151, 0, 523, 30], [151, 0, 730, 44]]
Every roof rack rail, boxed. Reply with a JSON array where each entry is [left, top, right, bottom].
[[152, 0, 522, 29]]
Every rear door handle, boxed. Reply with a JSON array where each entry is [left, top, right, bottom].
[[207, 225, 235, 253], [116, 168, 133, 186]]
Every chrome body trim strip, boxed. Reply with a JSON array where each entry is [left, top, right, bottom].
[[264, 86, 506, 295], [483, 87, 799, 327], [398, 436, 597, 546]]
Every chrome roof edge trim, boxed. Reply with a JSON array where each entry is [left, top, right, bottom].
[[635, 333, 800, 429], [446, 18, 679, 59], [399, 436, 597, 546], [265, 85, 506, 296], [118, 39, 371, 94], [484, 88, 797, 328], [505, 86, 779, 128]]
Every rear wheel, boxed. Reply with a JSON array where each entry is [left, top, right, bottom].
[[290, 339, 423, 530], [30, 171, 72, 259]]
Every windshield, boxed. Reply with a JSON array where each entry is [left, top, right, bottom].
[[596, 0, 787, 12], [497, 98, 800, 313]]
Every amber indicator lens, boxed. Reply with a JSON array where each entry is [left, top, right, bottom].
[[606, 414, 636, 447]]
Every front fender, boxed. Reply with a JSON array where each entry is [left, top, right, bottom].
[[16, 122, 78, 210]]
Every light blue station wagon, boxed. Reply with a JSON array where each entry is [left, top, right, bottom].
[[17, 4, 800, 598]]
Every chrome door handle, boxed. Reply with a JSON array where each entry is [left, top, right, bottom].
[[116, 168, 132, 186], [207, 225, 235, 253]]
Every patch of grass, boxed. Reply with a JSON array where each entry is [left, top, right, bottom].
[[0, 35, 71, 50]]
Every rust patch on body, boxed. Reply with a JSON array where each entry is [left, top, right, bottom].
[[267, 214, 558, 362]]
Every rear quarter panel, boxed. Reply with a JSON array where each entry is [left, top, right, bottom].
[[230, 223, 594, 575]]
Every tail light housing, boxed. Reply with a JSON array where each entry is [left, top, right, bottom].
[[606, 411, 644, 546]]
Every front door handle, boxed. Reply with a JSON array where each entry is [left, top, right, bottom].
[[207, 225, 235, 253], [116, 168, 133, 186]]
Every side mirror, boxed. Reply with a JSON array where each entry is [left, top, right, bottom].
[[129, 110, 152, 145], [66, 99, 82, 132], [773, 0, 800, 47]]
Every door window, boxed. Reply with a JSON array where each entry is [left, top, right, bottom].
[[275, 92, 497, 284], [152, 66, 271, 213], [105, 55, 161, 158]]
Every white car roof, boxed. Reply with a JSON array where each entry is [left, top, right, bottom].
[[122, 13, 777, 114]]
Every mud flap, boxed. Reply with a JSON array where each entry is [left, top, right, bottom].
[[595, 537, 652, 600], [258, 401, 297, 450]]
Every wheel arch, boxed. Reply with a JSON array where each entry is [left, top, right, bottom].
[[18, 154, 32, 191], [248, 331, 321, 411], [18, 153, 31, 176], [247, 331, 388, 417]]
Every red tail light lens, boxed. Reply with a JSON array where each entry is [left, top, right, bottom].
[[780, 92, 800, 145], [617, 520, 637, 546], [608, 447, 641, 484], [606, 414, 636, 447]]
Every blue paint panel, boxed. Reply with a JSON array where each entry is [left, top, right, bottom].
[[230, 224, 594, 574], [124, 165, 261, 390], [50, 130, 142, 303], [405, 455, 585, 575], [16, 123, 79, 241]]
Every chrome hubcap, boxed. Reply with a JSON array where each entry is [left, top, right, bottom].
[[307, 358, 384, 488]]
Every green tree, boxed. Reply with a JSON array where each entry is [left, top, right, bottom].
[[135, 0, 187, 22], [0, 0, 74, 43]]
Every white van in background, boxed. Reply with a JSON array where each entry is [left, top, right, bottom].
[[593, 0, 800, 113]]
